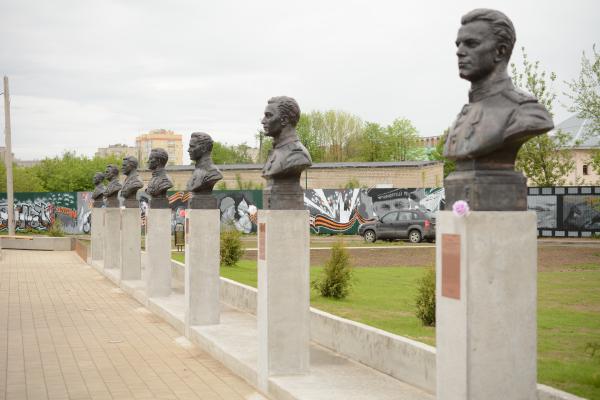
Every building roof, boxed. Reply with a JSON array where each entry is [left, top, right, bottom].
[[149, 160, 441, 172], [551, 114, 599, 149]]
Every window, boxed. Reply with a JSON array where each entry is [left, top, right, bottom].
[[398, 212, 412, 221], [381, 212, 398, 223], [583, 164, 589, 175]]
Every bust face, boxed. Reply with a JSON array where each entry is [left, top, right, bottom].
[[104, 166, 118, 180], [455, 20, 498, 83], [148, 152, 160, 170], [188, 138, 207, 162], [121, 160, 135, 175], [93, 174, 104, 186], [262, 103, 283, 138]]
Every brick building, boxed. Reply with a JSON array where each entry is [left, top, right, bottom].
[[138, 161, 444, 190], [135, 129, 183, 166]]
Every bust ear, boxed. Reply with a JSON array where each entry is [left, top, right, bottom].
[[280, 114, 289, 127], [495, 44, 508, 63]]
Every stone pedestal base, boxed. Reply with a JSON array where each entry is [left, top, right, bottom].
[[444, 169, 527, 211], [103, 208, 121, 270], [91, 208, 105, 261], [257, 210, 310, 389], [121, 208, 141, 280], [146, 208, 172, 297], [436, 211, 537, 400], [185, 209, 220, 332]]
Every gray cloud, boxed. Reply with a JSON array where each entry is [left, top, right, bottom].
[[1, 0, 598, 163]]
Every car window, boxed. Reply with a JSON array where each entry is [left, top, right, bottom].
[[398, 212, 411, 221], [381, 212, 398, 223], [412, 213, 420, 220]]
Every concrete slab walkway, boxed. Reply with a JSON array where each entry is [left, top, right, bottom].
[[0, 249, 268, 400]]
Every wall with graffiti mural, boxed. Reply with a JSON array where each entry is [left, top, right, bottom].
[[305, 188, 446, 234], [1, 187, 598, 237]]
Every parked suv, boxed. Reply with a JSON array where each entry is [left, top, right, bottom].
[[358, 209, 436, 243]]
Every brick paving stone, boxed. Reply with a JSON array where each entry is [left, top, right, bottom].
[[0, 250, 269, 400]]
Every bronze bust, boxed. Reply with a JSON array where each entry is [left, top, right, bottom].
[[145, 148, 173, 209], [103, 165, 122, 208], [92, 172, 106, 207], [443, 9, 553, 211], [186, 132, 223, 209], [120, 156, 144, 208], [261, 96, 312, 210]]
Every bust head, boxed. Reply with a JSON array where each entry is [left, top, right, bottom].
[[456, 9, 515, 83], [93, 172, 105, 186], [148, 148, 169, 170], [261, 96, 300, 138], [121, 156, 138, 176], [105, 164, 119, 180], [188, 132, 213, 162]]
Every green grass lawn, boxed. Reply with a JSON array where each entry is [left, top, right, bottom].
[[171, 251, 600, 399]]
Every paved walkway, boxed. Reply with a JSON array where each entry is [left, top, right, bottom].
[[0, 250, 268, 400]]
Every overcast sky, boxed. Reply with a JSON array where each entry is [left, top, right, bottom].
[[1, 0, 599, 164]]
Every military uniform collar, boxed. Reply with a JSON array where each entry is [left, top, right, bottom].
[[273, 130, 299, 149], [151, 168, 165, 177], [469, 78, 512, 103]]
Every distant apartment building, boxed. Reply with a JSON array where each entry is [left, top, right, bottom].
[[135, 129, 183, 166], [416, 135, 441, 148], [95, 144, 137, 159]]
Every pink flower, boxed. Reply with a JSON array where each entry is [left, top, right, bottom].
[[452, 200, 470, 217]]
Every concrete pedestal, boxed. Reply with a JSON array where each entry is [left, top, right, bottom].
[[103, 208, 121, 270], [185, 209, 220, 332], [91, 208, 105, 261], [146, 208, 172, 297], [257, 210, 310, 389], [436, 211, 537, 400], [121, 208, 141, 280]]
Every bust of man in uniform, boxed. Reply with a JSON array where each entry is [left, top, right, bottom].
[[145, 148, 173, 209], [261, 96, 312, 210], [120, 156, 144, 208], [443, 9, 553, 211], [92, 172, 106, 207], [186, 132, 223, 209], [103, 164, 122, 208]]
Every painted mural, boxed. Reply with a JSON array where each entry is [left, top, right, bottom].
[[1, 187, 598, 237], [0, 192, 78, 233], [305, 188, 446, 234]]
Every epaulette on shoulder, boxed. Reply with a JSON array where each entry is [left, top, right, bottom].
[[501, 87, 538, 105]]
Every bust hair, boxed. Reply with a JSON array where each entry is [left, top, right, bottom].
[[267, 96, 300, 127], [150, 148, 169, 167], [123, 156, 139, 168], [461, 8, 516, 59], [190, 132, 213, 152]]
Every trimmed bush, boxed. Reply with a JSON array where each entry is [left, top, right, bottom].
[[48, 217, 65, 237], [415, 268, 436, 326], [312, 239, 353, 299], [220, 227, 243, 266]]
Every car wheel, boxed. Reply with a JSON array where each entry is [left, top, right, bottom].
[[408, 229, 422, 243], [364, 230, 376, 243]]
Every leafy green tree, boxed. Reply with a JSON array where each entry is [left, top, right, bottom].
[[510, 47, 575, 186], [30, 152, 121, 192], [565, 44, 600, 137], [356, 122, 387, 162], [386, 118, 419, 161], [211, 142, 253, 164], [428, 130, 455, 178], [0, 163, 45, 192]]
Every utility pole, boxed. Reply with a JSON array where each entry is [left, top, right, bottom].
[[3, 76, 15, 236]]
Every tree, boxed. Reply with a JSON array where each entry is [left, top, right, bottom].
[[510, 47, 575, 186], [0, 163, 44, 192], [356, 122, 387, 162], [211, 142, 253, 165], [386, 118, 419, 161], [428, 130, 456, 178], [30, 152, 122, 192], [565, 45, 600, 137]]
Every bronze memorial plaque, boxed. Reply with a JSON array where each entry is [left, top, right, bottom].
[[258, 223, 266, 261], [442, 234, 461, 300]]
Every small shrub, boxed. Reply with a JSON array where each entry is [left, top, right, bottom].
[[415, 268, 436, 326], [312, 239, 353, 299], [220, 227, 243, 266], [48, 218, 65, 237], [344, 177, 361, 189]]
